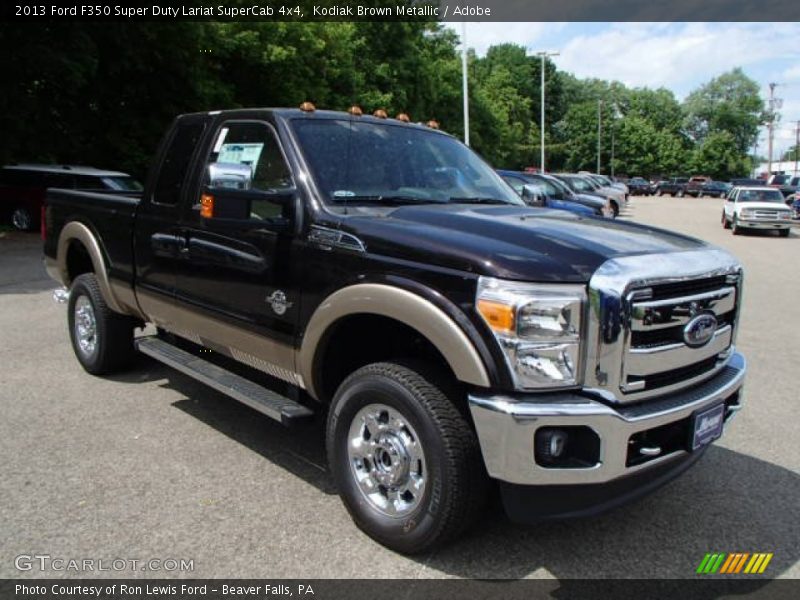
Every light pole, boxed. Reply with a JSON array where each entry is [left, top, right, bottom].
[[597, 99, 602, 173], [535, 51, 559, 172], [461, 23, 470, 146]]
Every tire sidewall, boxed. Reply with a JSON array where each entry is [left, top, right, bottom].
[[67, 276, 107, 373], [328, 372, 450, 552]]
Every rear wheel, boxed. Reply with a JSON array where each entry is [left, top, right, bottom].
[[68, 273, 137, 375], [326, 361, 488, 554], [11, 207, 34, 231]]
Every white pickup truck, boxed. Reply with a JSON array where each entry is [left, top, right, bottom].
[[722, 186, 793, 237]]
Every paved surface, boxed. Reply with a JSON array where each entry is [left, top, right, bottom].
[[1, 197, 798, 580]]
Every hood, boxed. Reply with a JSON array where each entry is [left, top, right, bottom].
[[738, 202, 791, 211], [569, 193, 606, 208], [343, 203, 706, 282]]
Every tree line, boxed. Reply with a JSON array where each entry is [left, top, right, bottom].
[[0, 21, 766, 181]]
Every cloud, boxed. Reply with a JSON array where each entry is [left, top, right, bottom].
[[445, 22, 564, 55], [555, 22, 800, 97]]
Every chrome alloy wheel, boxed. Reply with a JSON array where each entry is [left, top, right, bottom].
[[347, 403, 427, 517], [12, 208, 32, 231], [74, 295, 98, 356]]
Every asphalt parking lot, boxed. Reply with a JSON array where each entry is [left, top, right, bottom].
[[1, 195, 798, 581]]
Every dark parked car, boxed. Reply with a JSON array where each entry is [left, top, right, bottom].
[[654, 177, 689, 197], [730, 178, 767, 187], [777, 176, 799, 198], [701, 181, 732, 198], [626, 177, 653, 196], [497, 170, 609, 217], [0, 164, 142, 231], [686, 176, 712, 197]]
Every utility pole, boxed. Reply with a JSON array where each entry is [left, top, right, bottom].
[[461, 23, 469, 146], [795, 120, 799, 177], [767, 82, 782, 177], [535, 51, 559, 172], [597, 99, 602, 174], [611, 126, 616, 178], [752, 137, 759, 178]]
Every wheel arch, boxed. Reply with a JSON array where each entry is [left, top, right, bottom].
[[299, 284, 491, 402], [56, 221, 126, 314]]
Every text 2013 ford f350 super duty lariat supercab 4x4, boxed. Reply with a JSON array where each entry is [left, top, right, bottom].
[[44, 105, 746, 554]]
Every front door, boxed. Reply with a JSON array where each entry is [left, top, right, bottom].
[[171, 119, 301, 382]]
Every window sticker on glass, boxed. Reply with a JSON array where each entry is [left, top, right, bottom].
[[218, 142, 264, 169], [212, 127, 229, 153]]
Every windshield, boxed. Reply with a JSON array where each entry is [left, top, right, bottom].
[[737, 189, 786, 203], [292, 119, 522, 206], [563, 176, 596, 193]]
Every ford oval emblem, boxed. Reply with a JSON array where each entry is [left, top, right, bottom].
[[683, 313, 717, 348]]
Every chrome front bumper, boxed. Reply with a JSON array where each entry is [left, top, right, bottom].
[[468, 352, 745, 486], [739, 220, 791, 229]]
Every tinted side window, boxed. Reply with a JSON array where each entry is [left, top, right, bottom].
[[207, 121, 292, 192], [153, 119, 207, 205], [501, 176, 524, 195], [74, 175, 106, 190]]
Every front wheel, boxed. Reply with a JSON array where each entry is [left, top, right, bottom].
[[68, 273, 137, 375], [779, 228, 790, 238], [722, 212, 731, 229], [731, 217, 744, 235], [610, 201, 619, 217], [326, 362, 488, 554]]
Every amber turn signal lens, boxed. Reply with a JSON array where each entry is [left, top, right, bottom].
[[477, 299, 515, 333], [396, 112, 411, 122], [426, 119, 440, 129], [299, 101, 316, 112], [348, 105, 363, 116], [373, 109, 388, 119], [200, 193, 214, 218]]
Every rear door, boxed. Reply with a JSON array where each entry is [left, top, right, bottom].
[[134, 114, 211, 325]]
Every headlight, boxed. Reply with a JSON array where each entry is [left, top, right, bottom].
[[476, 277, 585, 390], [740, 209, 755, 218]]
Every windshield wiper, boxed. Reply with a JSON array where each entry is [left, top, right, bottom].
[[329, 194, 445, 206], [448, 196, 511, 205]]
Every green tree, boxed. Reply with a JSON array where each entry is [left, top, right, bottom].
[[781, 144, 800, 161], [690, 131, 749, 179], [683, 68, 764, 155]]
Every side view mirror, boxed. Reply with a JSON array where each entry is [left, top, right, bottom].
[[522, 184, 546, 207], [208, 162, 253, 190], [199, 187, 295, 232]]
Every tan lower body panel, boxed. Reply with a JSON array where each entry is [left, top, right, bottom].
[[136, 289, 304, 388]]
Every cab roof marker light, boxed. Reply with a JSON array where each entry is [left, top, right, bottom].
[[299, 101, 316, 112], [373, 109, 388, 119], [427, 119, 440, 129], [396, 113, 411, 123], [348, 105, 363, 116]]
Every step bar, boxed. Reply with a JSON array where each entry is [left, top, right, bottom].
[[135, 336, 313, 426]]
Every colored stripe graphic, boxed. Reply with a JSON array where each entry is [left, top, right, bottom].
[[700, 552, 773, 575]]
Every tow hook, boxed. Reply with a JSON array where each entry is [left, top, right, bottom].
[[53, 287, 70, 304]]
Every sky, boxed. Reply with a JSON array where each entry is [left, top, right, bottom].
[[447, 22, 800, 160]]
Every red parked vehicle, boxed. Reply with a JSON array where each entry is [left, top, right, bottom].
[[0, 164, 142, 231]]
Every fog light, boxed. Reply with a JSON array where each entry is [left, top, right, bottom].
[[537, 428, 568, 460], [535, 426, 601, 469]]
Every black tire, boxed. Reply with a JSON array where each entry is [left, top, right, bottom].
[[779, 228, 790, 237], [326, 361, 488, 554], [731, 217, 744, 235], [610, 201, 619, 217], [68, 273, 137, 375], [11, 206, 35, 231], [677, 190, 685, 198], [722, 212, 731, 229], [656, 190, 663, 197]]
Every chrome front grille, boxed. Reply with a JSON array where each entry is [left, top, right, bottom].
[[622, 284, 737, 393], [751, 210, 781, 220], [585, 249, 743, 404]]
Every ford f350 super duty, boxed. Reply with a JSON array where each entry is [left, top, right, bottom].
[[44, 106, 746, 553]]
